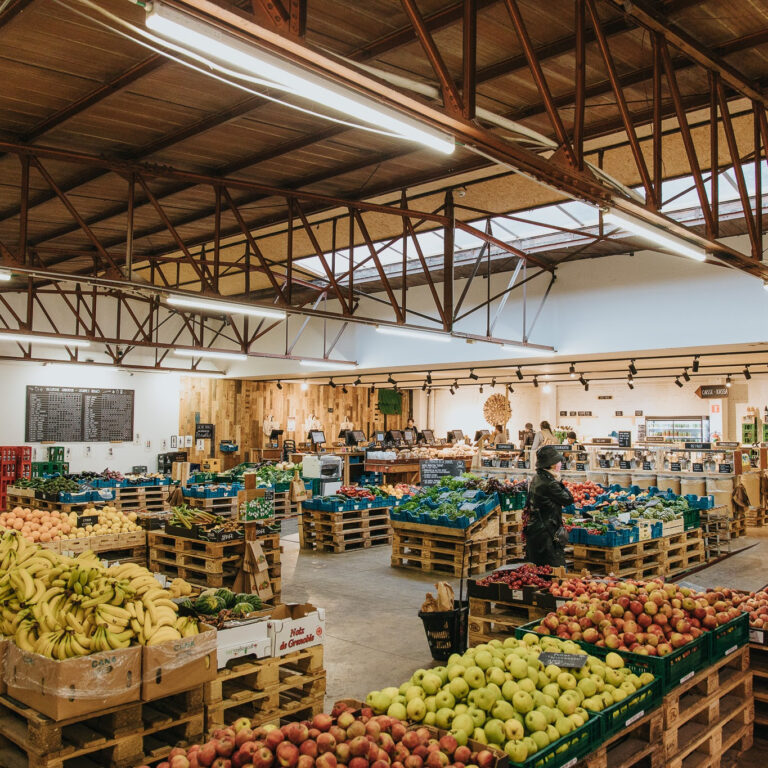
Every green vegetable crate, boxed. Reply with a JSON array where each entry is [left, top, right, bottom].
[[586, 672, 662, 740], [708, 612, 749, 663], [507, 714, 601, 768]]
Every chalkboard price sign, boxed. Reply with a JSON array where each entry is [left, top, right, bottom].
[[538, 652, 587, 668], [517, 460, 527, 469], [26, 386, 134, 443], [642, 462, 652, 471], [670, 462, 682, 472], [420, 459, 465, 486], [719, 464, 733, 474], [599, 459, 610, 468], [692, 463, 704, 473], [195, 423, 215, 441], [575, 462, 586, 471], [499, 459, 510, 468], [618, 431, 632, 448], [619, 460, 631, 469]]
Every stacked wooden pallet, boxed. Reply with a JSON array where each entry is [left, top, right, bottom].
[[299, 506, 392, 553], [578, 709, 663, 768], [0, 685, 205, 768], [731, 509, 748, 538], [700, 507, 733, 561], [5, 493, 103, 516], [660, 528, 706, 577], [661, 646, 753, 768], [148, 530, 282, 598], [500, 508, 524, 562], [273, 490, 302, 521], [747, 506, 767, 527], [186, 495, 238, 517], [572, 539, 666, 580], [467, 595, 546, 647], [60, 530, 147, 565], [204, 645, 325, 732], [112, 485, 169, 515], [750, 643, 768, 737], [390, 508, 502, 578]]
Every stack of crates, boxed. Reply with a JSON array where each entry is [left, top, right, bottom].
[[15, 446, 31, 481], [0, 446, 20, 511]]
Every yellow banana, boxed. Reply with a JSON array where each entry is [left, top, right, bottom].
[[98, 603, 131, 621]]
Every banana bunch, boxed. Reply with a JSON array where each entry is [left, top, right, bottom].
[[0, 531, 202, 660]]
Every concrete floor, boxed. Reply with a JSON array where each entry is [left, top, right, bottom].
[[276, 520, 768, 762]]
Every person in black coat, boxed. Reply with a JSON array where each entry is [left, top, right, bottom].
[[525, 445, 573, 567]]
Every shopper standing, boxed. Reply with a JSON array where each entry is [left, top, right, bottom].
[[491, 424, 509, 445], [531, 420, 557, 455], [525, 445, 573, 566], [521, 423, 535, 448], [565, 431, 583, 450]]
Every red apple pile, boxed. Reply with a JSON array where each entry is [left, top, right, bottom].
[[563, 481, 603, 507], [532, 580, 742, 657], [547, 577, 640, 600], [138, 706, 500, 768], [476, 564, 552, 589]]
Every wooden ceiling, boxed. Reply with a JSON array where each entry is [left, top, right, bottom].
[[0, 0, 766, 294]]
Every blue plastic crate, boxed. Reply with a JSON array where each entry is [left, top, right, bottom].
[[91, 488, 115, 502], [59, 491, 90, 503]]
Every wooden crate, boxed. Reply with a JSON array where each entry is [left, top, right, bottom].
[[187, 496, 238, 517], [204, 645, 325, 731], [468, 596, 546, 645], [0, 686, 204, 768], [730, 512, 748, 538], [273, 491, 301, 521], [578, 709, 664, 768], [662, 647, 753, 768], [112, 486, 169, 514], [300, 506, 392, 553], [700, 507, 734, 561]]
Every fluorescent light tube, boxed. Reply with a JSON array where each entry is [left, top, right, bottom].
[[173, 349, 247, 361], [376, 326, 451, 342], [167, 295, 286, 319], [299, 359, 357, 369], [180, 371, 226, 378], [146, 4, 455, 154], [605, 210, 706, 262], [501, 345, 555, 356], [0, 333, 90, 347], [0, 271, 11, 281]]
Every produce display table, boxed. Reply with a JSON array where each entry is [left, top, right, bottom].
[[577, 708, 663, 768], [5, 492, 104, 515], [204, 644, 325, 731], [390, 507, 502, 578], [364, 461, 421, 485], [299, 505, 392, 553]]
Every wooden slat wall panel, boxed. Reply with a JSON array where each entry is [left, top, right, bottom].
[[179, 378, 400, 464]]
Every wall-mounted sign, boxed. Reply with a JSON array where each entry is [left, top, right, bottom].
[[598, 395, 613, 400], [635, 410, 643, 416], [559, 411, 567, 417], [684, 442, 712, 450], [569, 411, 577, 417], [696, 385, 728, 399], [194, 423, 215, 441], [618, 431, 632, 448], [615, 411, 623, 417]]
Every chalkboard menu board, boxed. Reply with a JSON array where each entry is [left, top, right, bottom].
[[618, 431, 632, 447], [26, 386, 134, 442], [420, 459, 465, 486], [195, 423, 215, 441]]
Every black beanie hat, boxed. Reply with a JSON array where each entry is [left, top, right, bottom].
[[536, 445, 561, 468]]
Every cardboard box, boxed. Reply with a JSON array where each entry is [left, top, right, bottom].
[[267, 603, 326, 657], [215, 617, 271, 668], [5, 643, 141, 720], [141, 623, 217, 700]]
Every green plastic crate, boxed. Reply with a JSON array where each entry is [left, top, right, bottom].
[[47, 446, 64, 462], [515, 621, 707, 693], [506, 713, 601, 768], [708, 612, 749, 663], [683, 507, 700, 531], [588, 676, 663, 740]]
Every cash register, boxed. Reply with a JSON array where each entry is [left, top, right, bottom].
[[385, 429, 404, 447], [345, 430, 367, 447], [447, 429, 464, 443], [419, 429, 435, 445]]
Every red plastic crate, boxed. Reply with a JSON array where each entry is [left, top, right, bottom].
[[0, 461, 16, 480], [14, 447, 31, 462], [15, 461, 31, 480], [0, 448, 16, 462]]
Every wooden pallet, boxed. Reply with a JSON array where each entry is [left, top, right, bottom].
[[579, 709, 664, 768], [663, 531, 706, 576], [0, 686, 204, 768], [747, 507, 767, 528], [186, 496, 238, 516], [468, 596, 546, 642], [749, 643, 768, 738], [6, 495, 105, 515], [391, 536, 502, 577], [204, 646, 325, 731], [272, 491, 301, 521], [730, 515, 748, 538], [148, 531, 248, 556], [663, 647, 753, 767]]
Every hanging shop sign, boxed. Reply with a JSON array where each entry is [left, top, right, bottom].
[[696, 385, 728, 398]]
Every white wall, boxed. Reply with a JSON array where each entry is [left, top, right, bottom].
[[0, 362, 181, 472]]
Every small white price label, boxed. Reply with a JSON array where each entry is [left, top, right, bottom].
[[724, 645, 737, 657], [512, 589, 523, 601], [680, 671, 695, 684], [625, 710, 645, 727], [749, 629, 764, 644]]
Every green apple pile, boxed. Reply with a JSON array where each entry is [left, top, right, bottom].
[[366, 636, 654, 764]]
